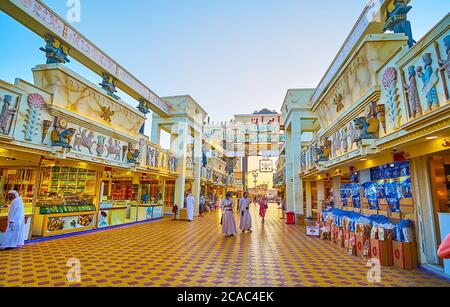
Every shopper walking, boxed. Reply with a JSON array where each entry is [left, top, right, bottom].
[[239, 192, 252, 233], [0, 191, 25, 250], [221, 192, 237, 237], [186, 191, 195, 222], [259, 196, 268, 224], [199, 193, 205, 217]]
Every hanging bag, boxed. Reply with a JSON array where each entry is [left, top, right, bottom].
[[438, 234, 450, 259]]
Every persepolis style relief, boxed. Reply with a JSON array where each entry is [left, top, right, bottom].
[[301, 16, 450, 175], [314, 37, 407, 132], [0, 93, 19, 137], [32, 65, 145, 138]]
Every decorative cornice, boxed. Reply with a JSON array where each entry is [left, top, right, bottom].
[[378, 116, 450, 150]]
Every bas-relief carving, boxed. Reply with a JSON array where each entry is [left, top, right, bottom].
[[401, 66, 422, 119], [0, 94, 18, 136], [317, 41, 405, 132], [23, 93, 46, 141], [439, 35, 450, 80], [417, 53, 440, 112], [382, 67, 401, 129], [33, 68, 144, 137]]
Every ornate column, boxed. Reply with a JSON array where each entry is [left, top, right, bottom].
[[285, 124, 294, 212], [171, 121, 188, 218], [151, 113, 162, 145], [192, 129, 202, 217], [291, 112, 304, 216], [316, 180, 325, 211], [333, 176, 341, 207]]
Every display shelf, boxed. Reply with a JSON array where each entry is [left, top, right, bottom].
[[39, 166, 96, 197]]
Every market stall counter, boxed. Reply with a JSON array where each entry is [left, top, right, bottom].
[[32, 196, 97, 237], [130, 203, 164, 222], [97, 202, 128, 228]]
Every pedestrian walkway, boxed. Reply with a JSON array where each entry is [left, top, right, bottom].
[[0, 204, 448, 287]]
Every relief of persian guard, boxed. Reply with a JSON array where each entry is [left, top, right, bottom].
[[96, 136, 106, 157], [417, 53, 440, 112], [330, 133, 341, 157], [341, 128, 349, 153], [0, 95, 16, 135], [438, 35, 450, 79], [402, 66, 422, 119]]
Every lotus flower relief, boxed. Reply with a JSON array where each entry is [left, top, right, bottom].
[[28, 93, 46, 109], [383, 68, 401, 129], [383, 67, 397, 89], [24, 93, 46, 141]]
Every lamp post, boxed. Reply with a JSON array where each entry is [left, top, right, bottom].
[[251, 170, 259, 189]]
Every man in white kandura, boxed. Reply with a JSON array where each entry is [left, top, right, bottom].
[[239, 192, 252, 233], [186, 191, 195, 222], [1, 191, 25, 250]]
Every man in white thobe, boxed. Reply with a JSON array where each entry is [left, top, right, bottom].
[[186, 192, 195, 222], [1, 191, 25, 250]]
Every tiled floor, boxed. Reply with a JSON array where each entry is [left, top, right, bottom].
[[0, 204, 449, 287]]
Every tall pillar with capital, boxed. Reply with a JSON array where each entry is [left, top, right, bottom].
[[151, 113, 161, 145], [317, 180, 325, 211], [333, 176, 342, 208], [291, 113, 304, 216], [285, 124, 294, 212], [192, 129, 202, 217], [171, 121, 188, 218]]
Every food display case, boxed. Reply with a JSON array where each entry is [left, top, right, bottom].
[[33, 165, 99, 237], [33, 196, 97, 237], [130, 202, 164, 222], [97, 201, 128, 228]]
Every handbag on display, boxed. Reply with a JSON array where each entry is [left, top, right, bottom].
[[438, 234, 450, 259]]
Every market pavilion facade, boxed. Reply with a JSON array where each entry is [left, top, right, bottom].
[[1, 0, 450, 284]]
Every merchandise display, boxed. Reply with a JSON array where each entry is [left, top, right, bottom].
[[319, 208, 416, 267]]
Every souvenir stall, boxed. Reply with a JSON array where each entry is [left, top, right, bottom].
[[100, 169, 138, 225], [33, 159, 101, 237], [130, 172, 164, 222], [317, 160, 418, 269]]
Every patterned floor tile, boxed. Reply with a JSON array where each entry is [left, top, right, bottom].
[[0, 204, 449, 287]]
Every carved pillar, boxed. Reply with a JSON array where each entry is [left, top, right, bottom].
[[171, 122, 188, 219], [151, 113, 161, 145], [317, 180, 325, 211], [193, 129, 202, 217]]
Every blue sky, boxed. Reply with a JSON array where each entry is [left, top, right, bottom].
[[0, 0, 448, 125]]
